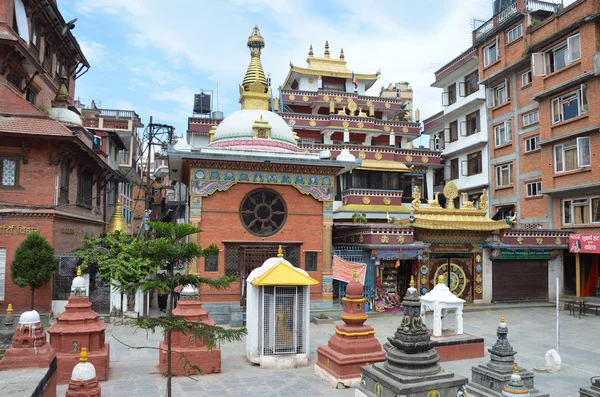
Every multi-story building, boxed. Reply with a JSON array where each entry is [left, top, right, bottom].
[[0, 0, 121, 313], [79, 102, 146, 235], [472, 0, 599, 301], [425, 47, 490, 210]]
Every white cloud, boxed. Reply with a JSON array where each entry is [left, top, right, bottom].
[[78, 39, 108, 66]]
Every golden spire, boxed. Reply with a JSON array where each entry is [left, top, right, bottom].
[[208, 123, 217, 144], [6, 304, 13, 314], [308, 44, 314, 57], [77, 266, 81, 277], [437, 274, 445, 284], [107, 200, 130, 235], [339, 48, 345, 59], [80, 348, 88, 362], [239, 25, 270, 110], [501, 314, 505, 323], [513, 362, 519, 373], [324, 40, 330, 58], [52, 75, 70, 108], [277, 245, 284, 257], [409, 275, 415, 287]]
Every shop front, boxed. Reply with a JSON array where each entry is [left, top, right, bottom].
[[569, 234, 600, 297]]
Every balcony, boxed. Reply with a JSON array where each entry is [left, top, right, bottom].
[[98, 109, 137, 119], [342, 188, 404, 207], [280, 89, 405, 112], [473, 0, 561, 45], [297, 142, 442, 166]]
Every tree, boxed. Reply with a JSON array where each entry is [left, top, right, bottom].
[[392, 102, 409, 122], [77, 230, 152, 314], [83, 222, 246, 397], [11, 232, 58, 310]]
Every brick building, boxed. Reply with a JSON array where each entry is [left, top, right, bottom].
[[472, 0, 598, 300], [0, 0, 119, 313]]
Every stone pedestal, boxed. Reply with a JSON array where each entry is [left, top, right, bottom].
[[66, 348, 102, 397], [468, 315, 548, 397], [355, 278, 467, 397], [159, 286, 221, 375], [0, 310, 58, 397], [580, 377, 600, 397], [48, 272, 110, 384], [315, 277, 385, 388]]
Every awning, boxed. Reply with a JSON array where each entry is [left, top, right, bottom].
[[358, 159, 412, 173], [251, 262, 319, 286]]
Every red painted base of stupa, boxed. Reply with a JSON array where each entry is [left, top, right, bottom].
[[66, 378, 102, 397], [55, 346, 110, 384], [431, 331, 485, 362], [158, 298, 222, 376]]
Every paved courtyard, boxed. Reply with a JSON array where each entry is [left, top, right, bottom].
[[56, 307, 600, 397]]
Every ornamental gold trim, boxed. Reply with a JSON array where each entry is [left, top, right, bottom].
[[397, 235, 405, 244], [342, 121, 349, 128], [384, 102, 391, 108], [384, 126, 391, 132], [309, 120, 316, 127], [555, 237, 561, 245], [341, 314, 368, 321], [308, 78, 314, 84], [383, 197, 391, 205], [342, 297, 367, 303], [323, 95, 330, 102], [335, 328, 375, 337], [374, 152, 382, 160], [358, 151, 366, 159], [335, 96, 343, 103], [302, 95, 309, 102], [536, 237, 543, 245], [289, 94, 296, 100], [362, 196, 371, 204], [402, 127, 409, 133], [405, 155, 413, 162], [381, 235, 389, 244], [421, 156, 429, 163], [357, 122, 364, 129], [289, 119, 296, 125]]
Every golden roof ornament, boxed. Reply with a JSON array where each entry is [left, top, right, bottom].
[[409, 275, 415, 288], [240, 25, 270, 110], [501, 314, 505, 323], [80, 348, 88, 362], [339, 48, 345, 59], [513, 362, 519, 373], [324, 40, 330, 58], [277, 245, 284, 257], [77, 266, 82, 277], [437, 274, 445, 284], [52, 75, 70, 108], [208, 123, 217, 144], [308, 44, 314, 58], [443, 181, 459, 209], [106, 200, 129, 235], [6, 303, 13, 314]]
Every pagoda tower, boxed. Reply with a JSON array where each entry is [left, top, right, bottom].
[[314, 273, 385, 387], [47, 267, 110, 383], [159, 285, 221, 375], [66, 348, 102, 397]]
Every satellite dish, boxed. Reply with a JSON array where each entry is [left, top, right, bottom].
[[61, 18, 77, 36]]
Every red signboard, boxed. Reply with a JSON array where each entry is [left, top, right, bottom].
[[569, 234, 600, 254], [332, 256, 367, 285]]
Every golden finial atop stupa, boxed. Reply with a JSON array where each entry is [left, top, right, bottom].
[[513, 362, 519, 373], [77, 266, 81, 277], [208, 123, 217, 144], [501, 314, 505, 323], [437, 274, 445, 284], [52, 75, 70, 108], [324, 40, 330, 58], [106, 200, 129, 235], [277, 245, 284, 257], [339, 48, 345, 59], [80, 348, 88, 362], [240, 25, 270, 110], [6, 303, 13, 314], [409, 275, 415, 288]]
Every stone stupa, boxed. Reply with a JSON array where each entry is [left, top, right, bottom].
[[355, 277, 468, 397], [468, 315, 548, 397]]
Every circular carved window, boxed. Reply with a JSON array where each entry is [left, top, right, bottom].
[[240, 189, 287, 237]]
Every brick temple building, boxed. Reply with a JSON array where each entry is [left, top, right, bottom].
[[471, 0, 599, 300], [0, 0, 119, 313]]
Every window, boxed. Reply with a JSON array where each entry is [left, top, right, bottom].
[[13, 0, 29, 42], [55, 57, 62, 79], [507, 24, 523, 43], [0, 156, 18, 187], [30, 19, 40, 48], [204, 251, 219, 272], [43, 40, 53, 73], [449, 120, 459, 142], [305, 252, 318, 272], [525, 136, 540, 152], [521, 70, 532, 86], [494, 120, 512, 146], [467, 151, 482, 176], [461, 71, 479, 97], [551, 85, 587, 124], [447, 83, 456, 105], [450, 158, 459, 180], [240, 189, 286, 237], [434, 168, 445, 186], [563, 197, 600, 225], [523, 110, 539, 126], [554, 137, 591, 173], [487, 79, 510, 108], [0, 248, 5, 301], [496, 163, 513, 187], [26, 88, 36, 105], [465, 110, 480, 136], [532, 33, 581, 76], [59, 162, 69, 204], [483, 37, 499, 67], [7, 73, 22, 90], [77, 168, 94, 208], [526, 181, 542, 197], [494, 205, 515, 220]]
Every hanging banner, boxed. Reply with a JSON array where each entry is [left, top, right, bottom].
[[332, 256, 367, 285], [569, 234, 600, 254]]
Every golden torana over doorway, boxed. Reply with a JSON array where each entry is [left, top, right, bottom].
[[429, 257, 473, 303]]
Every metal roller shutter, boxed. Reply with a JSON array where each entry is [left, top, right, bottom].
[[492, 260, 548, 302]]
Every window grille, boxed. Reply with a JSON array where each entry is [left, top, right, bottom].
[[260, 286, 306, 356]]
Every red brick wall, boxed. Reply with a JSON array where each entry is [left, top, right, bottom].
[[195, 183, 324, 302]]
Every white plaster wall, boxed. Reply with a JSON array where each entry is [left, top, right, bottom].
[[444, 143, 489, 194], [481, 248, 493, 304], [189, 134, 209, 150], [548, 252, 564, 302], [425, 168, 435, 201], [298, 76, 319, 91]]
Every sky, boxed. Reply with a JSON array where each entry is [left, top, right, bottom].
[[58, 0, 569, 141]]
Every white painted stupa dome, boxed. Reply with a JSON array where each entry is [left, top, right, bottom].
[[48, 107, 82, 126], [19, 310, 41, 324], [71, 349, 97, 381]]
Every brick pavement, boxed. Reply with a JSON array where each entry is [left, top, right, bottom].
[[56, 307, 600, 396]]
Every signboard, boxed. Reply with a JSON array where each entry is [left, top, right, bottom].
[[332, 256, 367, 285], [491, 248, 551, 260], [428, 243, 475, 253], [569, 234, 600, 254]]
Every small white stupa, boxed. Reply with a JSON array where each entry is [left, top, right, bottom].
[[419, 274, 465, 337], [245, 245, 318, 369]]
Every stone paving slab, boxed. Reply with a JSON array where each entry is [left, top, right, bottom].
[[55, 307, 600, 396]]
